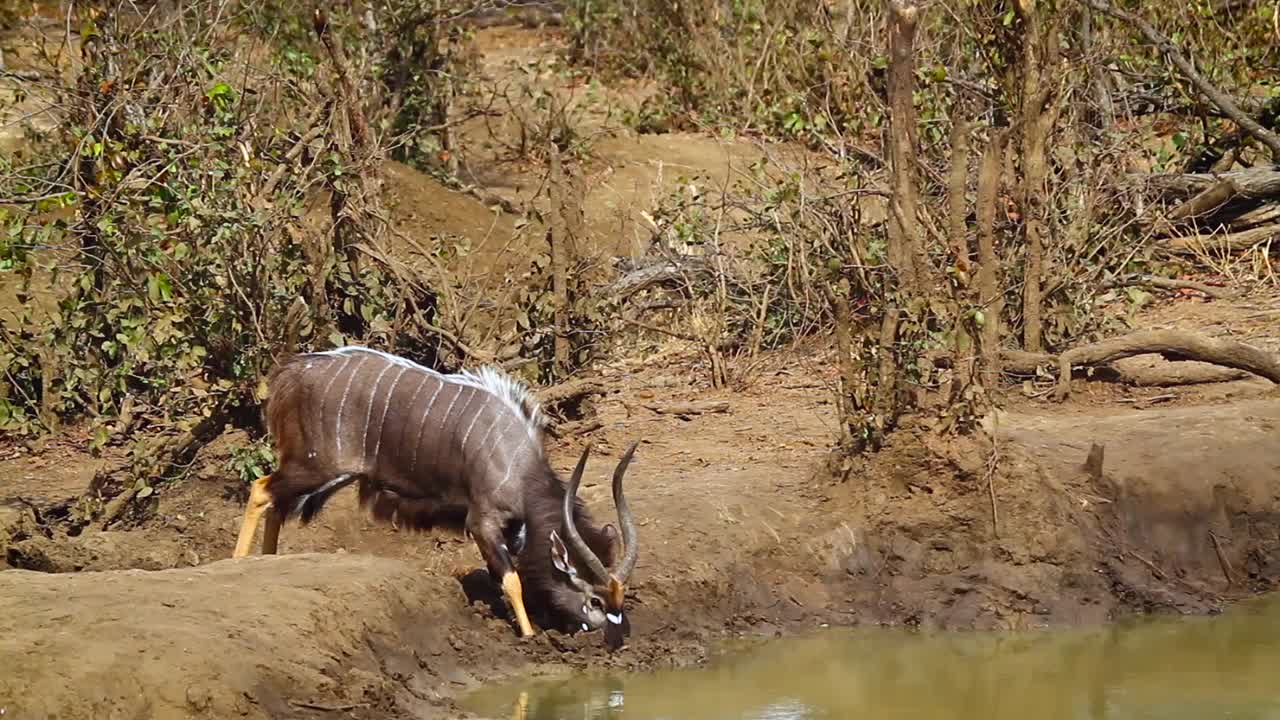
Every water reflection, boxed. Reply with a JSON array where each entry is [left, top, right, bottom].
[[470, 594, 1280, 720]]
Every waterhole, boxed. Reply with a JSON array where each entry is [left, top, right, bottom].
[[463, 594, 1280, 719]]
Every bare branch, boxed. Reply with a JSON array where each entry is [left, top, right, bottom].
[[1053, 330, 1280, 400], [1078, 0, 1280, 161]]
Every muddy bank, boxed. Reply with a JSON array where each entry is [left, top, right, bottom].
[[3, 386, 1279, 719], [0, 554, 452, 719], [826, 396, 1280, 631]]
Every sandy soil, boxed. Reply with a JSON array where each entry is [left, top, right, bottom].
[[2, 18, 1280, 720], [2, 304, 1278, 718]]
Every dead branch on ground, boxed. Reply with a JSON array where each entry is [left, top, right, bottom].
[[602, 256, 714, 300], [1052, 329, 1280, 400], [1142, 167, 1280, 201], [96, 408, 230, 529], [544, 419, 603, 439], [643, 400, 730, 416], [1164, 179, 1240, 225], [1002, 348, 1250, 386], [1099, 274, 1232, 299], [536, 378, 605, 407], [1165, 223, 1280, 254]]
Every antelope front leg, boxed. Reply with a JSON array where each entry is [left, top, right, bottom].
[[233, 475, 274, 558], [261, 506, 284, 555], [469, 514, 536, 638]]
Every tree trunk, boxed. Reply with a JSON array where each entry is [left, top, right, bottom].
[[872, 306, 901, 446], [1015, 0, 1058, 353], [822, 282, 861, 450], [886, 0, 924, 295], [947, 115, 976, 401], [976, 128, 1010, 389]]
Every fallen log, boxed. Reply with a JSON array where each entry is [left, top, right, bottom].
[[1000, 348, 1249, 386], [1229, 204, 1280, 230], [1164, 179, 1239, 224], [643, 400, 730, 416], [1099, 274, 1231, 299], [544, 418, 603, 439], [536, 378, 605, 407], [1165, 223, 1280, 254], [1111, 361, 1248, 387], [602, 256, 712, 300], [1140, 167, 1280, 201], [1053, 330, 1280, 401]]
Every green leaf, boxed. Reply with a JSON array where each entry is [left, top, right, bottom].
[[136, 485, 154, 499], [91, 424, 110, 450], [206, 81, 233, 100]]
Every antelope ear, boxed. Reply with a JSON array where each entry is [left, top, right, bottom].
[[549, 529, 573, 575], [602, 523, 620, 565]]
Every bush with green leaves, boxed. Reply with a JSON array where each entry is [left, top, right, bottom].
[[0, 2, 415, 443]]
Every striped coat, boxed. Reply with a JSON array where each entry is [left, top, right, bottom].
[[236, 345, 638, 647]]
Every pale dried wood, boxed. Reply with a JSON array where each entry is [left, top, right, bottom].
[[1165, 223, 1280, 254], [643, 400, 730, 416], [1001, 348, 1250, 386], [602, 256, 713, 300], [1229, 204, 1280, 230], [1053, 329, 1280, 400], [1141, 167, 1280, 201], [1099, 274, 1232, 299], [536, 378, 605, 407]]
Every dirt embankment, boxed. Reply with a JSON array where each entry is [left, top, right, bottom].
[[2, 333, 1279, 719]]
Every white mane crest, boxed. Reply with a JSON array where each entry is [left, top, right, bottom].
[[319, 346, 545, 442], [459, 365, 546, 437]]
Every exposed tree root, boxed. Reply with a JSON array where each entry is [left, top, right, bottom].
[[1001, 349, 1251, 387], [1100, 274, 1232, 299], [1052, 330, 1280, 401], [95, 408, 230, 530]]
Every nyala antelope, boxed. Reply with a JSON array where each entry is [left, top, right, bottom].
[[233, 346, 640, 649]]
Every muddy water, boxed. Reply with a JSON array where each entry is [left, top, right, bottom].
[[463, 595, 1280, 720]]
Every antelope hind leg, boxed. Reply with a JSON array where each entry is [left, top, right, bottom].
[[233, 475, 274, 558]]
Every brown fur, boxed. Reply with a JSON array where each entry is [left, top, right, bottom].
[[258, 350, 618, 616], [518, 463, 618, 597]]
